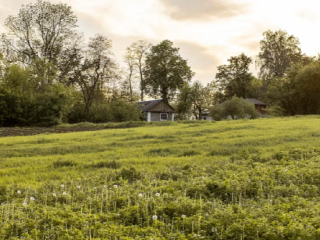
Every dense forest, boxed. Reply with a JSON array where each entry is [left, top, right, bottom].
[[1, 0, 320, 126]]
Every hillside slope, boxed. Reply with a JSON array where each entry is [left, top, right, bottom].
[[1, 116, 320, 239]]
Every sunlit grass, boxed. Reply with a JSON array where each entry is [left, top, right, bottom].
[[1, 116, 320, 238]]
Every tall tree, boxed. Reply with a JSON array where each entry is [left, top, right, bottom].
[[0, 0, 80, 81], [268, 56, 320, 116], [144, 40, 194, 102], [216, 53, 255, 100], [176, 81, 216, 119], [256, 30, 302, 84], [123, 47, 138, 102], [128, 40, 151, 101], [72, 35, 117, 115]]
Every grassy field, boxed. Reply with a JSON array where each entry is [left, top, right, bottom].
[[1, 116, 320, 239]]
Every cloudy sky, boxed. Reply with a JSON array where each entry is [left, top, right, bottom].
[[0, 0, 320, 83]]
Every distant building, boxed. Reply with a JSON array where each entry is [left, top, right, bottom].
[[200, 111, 212, 121], [138, 99, 175, 122], [246, 98, 267, 113]]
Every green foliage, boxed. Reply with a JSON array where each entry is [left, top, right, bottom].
[[216, 53, 258, 100], [91, 100, 143, 123], [2, 118, 320, 238], [257, 29, 302, 83], [176, 81, 217, 119], [144, 40, 194, 101], [268, 59, 320, 116], [209, 97, 259, 120], [92, 160, 122, 169], [53, 159, 77, 168]]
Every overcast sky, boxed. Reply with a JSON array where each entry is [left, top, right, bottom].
[[1, 0, 320, 84]]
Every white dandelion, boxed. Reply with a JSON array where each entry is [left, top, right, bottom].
[[52, 193, 57, 197], [152, 215, 158, 220], [113, 185, 118, 189], [104, 185, 107, 188], [63, 192, 67, 195], [23, 202, 28, 207], [61, 184, 65, 188], [181, 214, 186, 219], [30, 197, 35, 201], [17, 190, 21, 194], [155, 193, 160, 197], [77, 186, 81, 189], [138, 193, 143, 197]]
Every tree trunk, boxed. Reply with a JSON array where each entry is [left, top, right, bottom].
[[198, 107, 202, 120], [139, 63, 144, 101]]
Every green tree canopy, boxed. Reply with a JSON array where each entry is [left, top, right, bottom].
[[256, 30, 302, 84], [0, 0, 80, 83], [144, 40, 194, 102], [216, 53, 257, 101], [176, 81, 217, 119], [268, 57, 320, 116]]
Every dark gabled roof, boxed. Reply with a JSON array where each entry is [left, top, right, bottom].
[[137, 99, 175, 112], [246, 98, 266, 106]]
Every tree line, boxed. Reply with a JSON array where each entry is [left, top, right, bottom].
[[0, 0, 319, 126]]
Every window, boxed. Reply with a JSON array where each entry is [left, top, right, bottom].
[[160, 113, 168, 121]]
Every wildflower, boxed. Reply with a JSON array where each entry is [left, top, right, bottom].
[[17, 190, 21, 194], [77, 186, 81, 189], [52, 193, 57, 197], [61, 184, 65, 188], [202, 176, 205, 180], [104, 185, 107, 188], [94, 187, 97, 190], [181, 214, 186, 219], [113, 185, 118, 189], [30, 197, 35, 201], [138, 193, 143, 197], [155, 193, 160, 197], [23, 202, 28, 207], [152, 215, 158, 220], [63, 192, 67, 195]]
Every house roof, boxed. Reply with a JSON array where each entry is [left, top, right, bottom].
[[246, 98, 266, 106], [137, 99, 175, 112]]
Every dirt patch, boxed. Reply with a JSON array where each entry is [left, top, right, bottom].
[[0, 126, 106, 137]]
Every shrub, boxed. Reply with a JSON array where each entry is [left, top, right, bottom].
[[92, 101, 142, 123], [209, 96, 259, 121]]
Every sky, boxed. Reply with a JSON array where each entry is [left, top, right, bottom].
[[0, 0, 320, 84]]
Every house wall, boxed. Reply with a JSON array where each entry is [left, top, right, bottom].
[[255, 105, 267, 113], [150, 112, 174, 122], [201, 115, 212, 121]]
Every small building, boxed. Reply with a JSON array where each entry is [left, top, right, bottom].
[[200, 111, 212, 121], [246, 98, 267, 113], [138, 99, 175, 122]]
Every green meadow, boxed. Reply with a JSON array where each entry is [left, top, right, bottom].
[[2, 116, 320, 239]]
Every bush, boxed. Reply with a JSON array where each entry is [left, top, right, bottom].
[[85, 101, 142, 123], [209, 97, 259, 121], [0, 88, 69, 127]]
